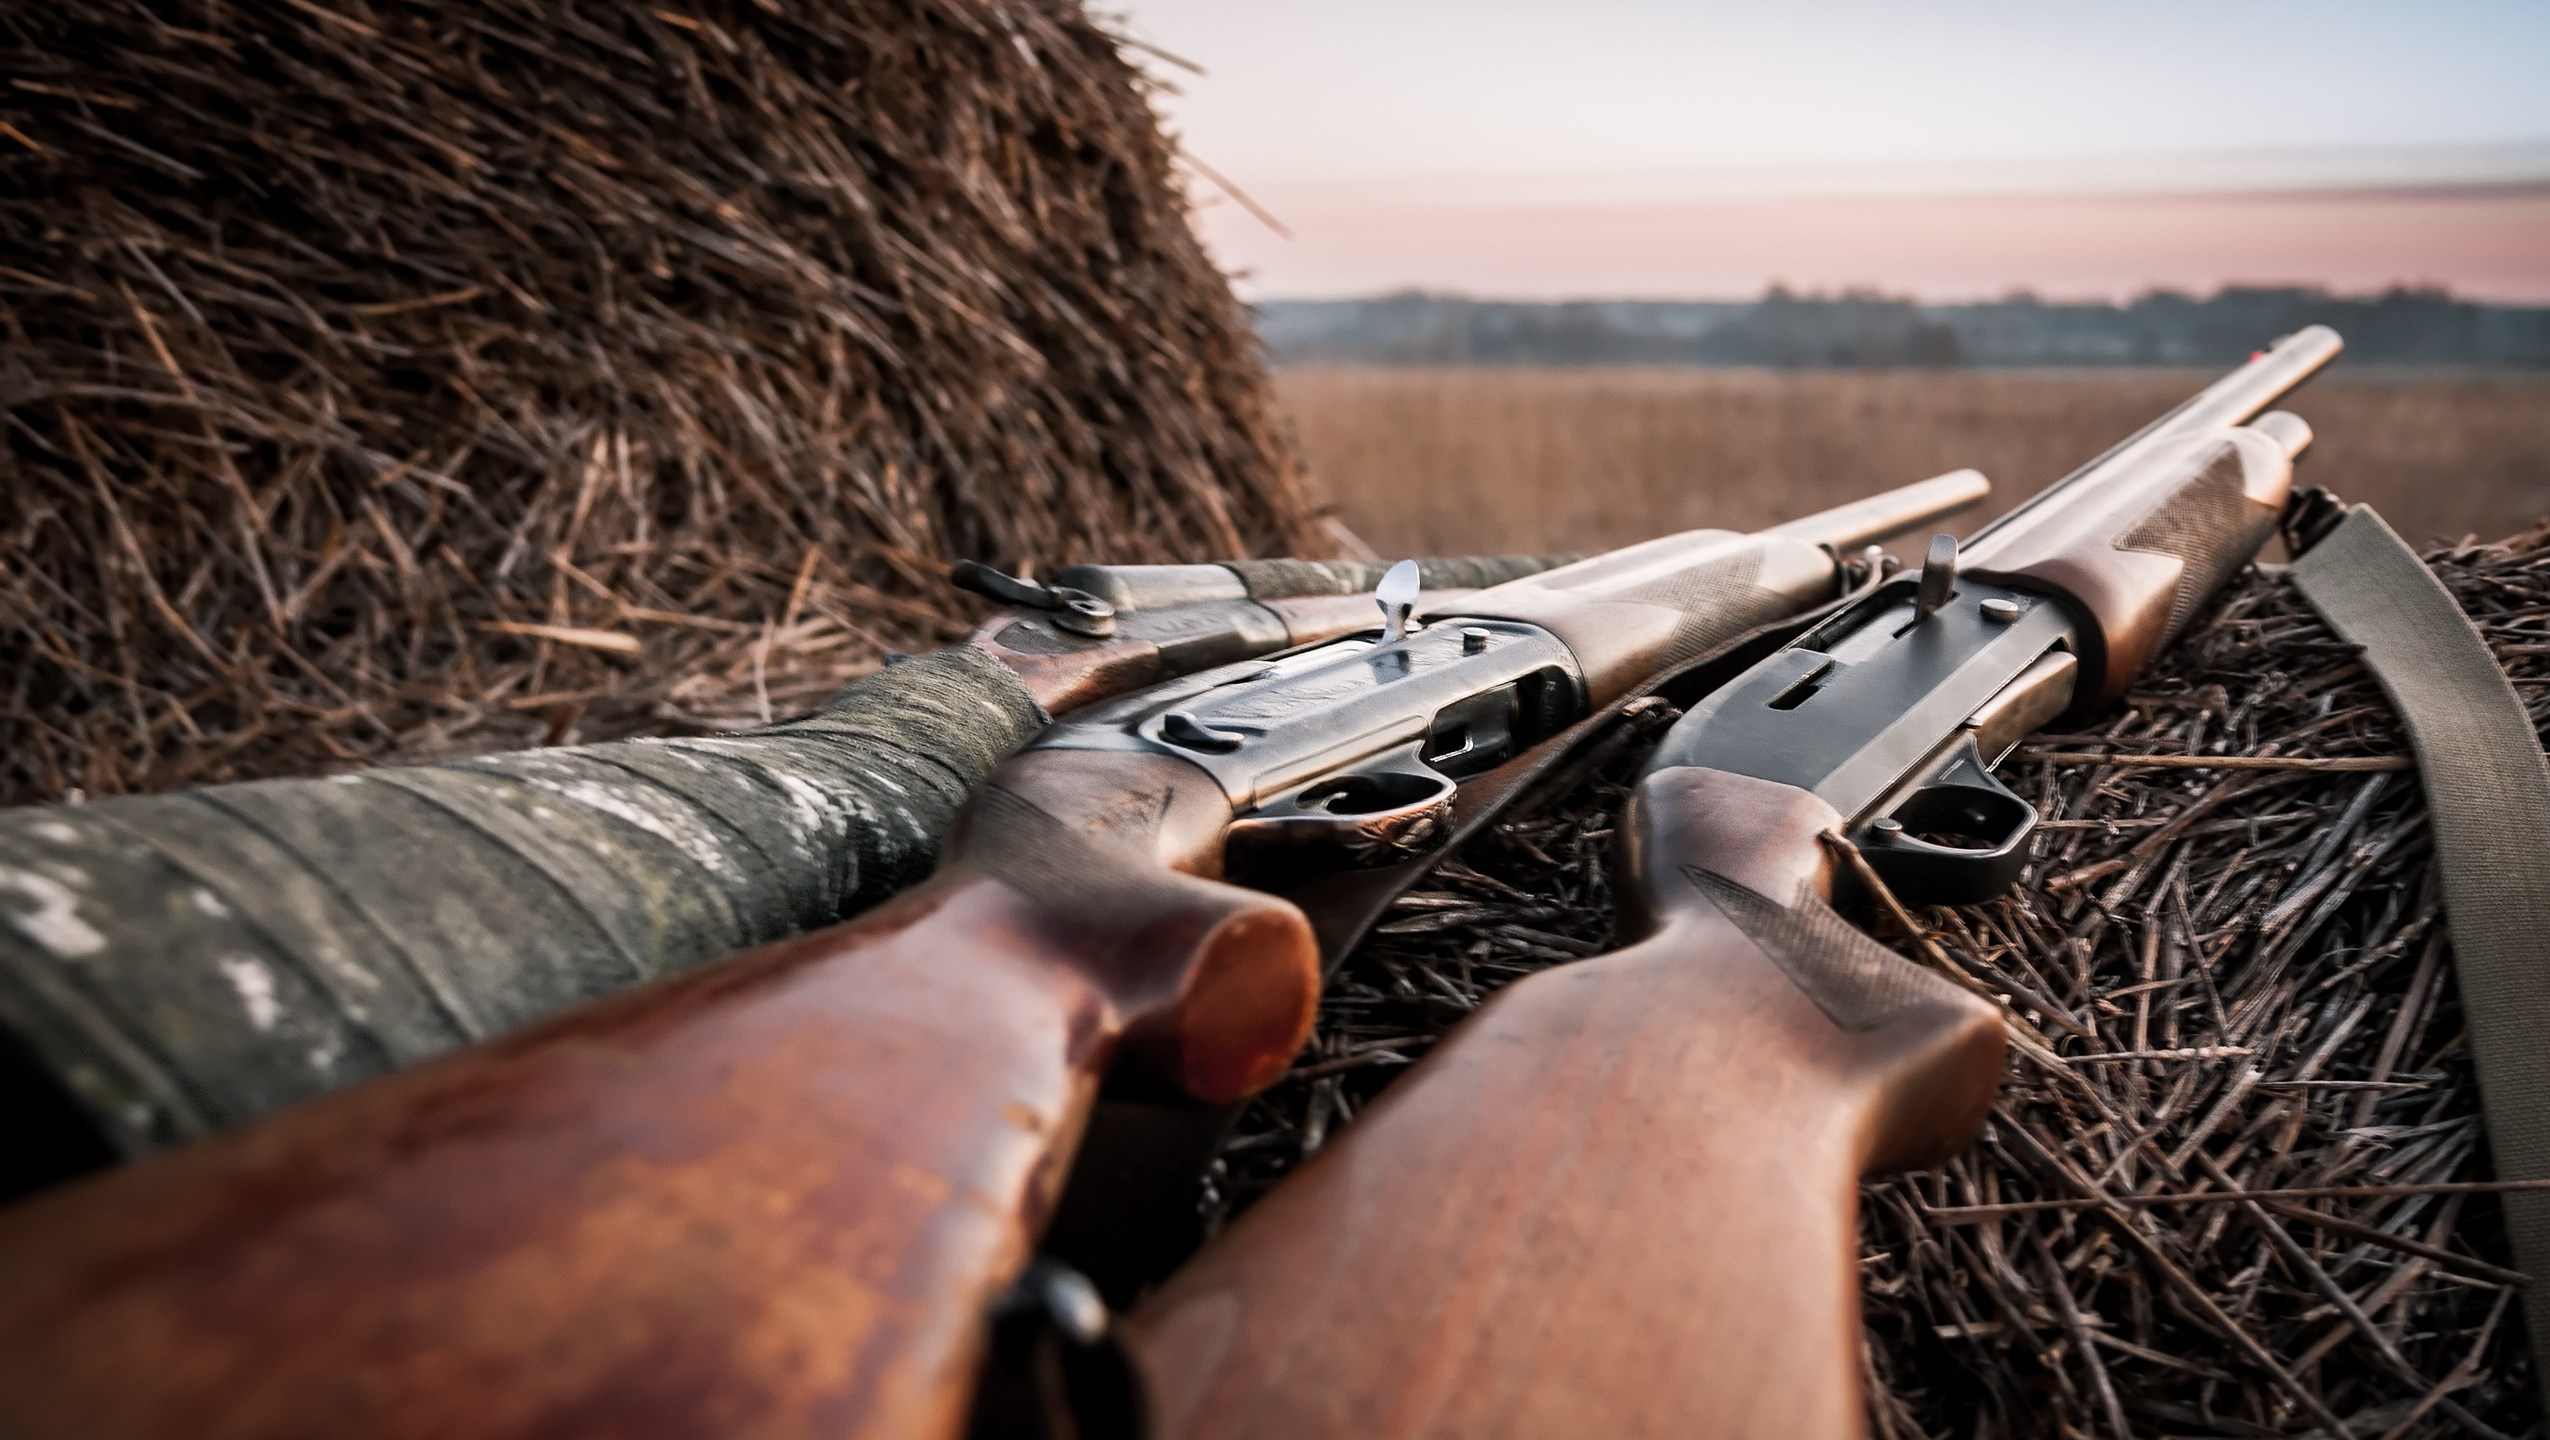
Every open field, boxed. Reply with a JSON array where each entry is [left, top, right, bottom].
[[1278, 368, 2550, 558]]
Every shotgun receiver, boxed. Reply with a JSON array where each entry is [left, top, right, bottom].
[[960, 553, 1582, 714], [1128, 327, 2345, 1440], [0, 473, 1984, 1440]]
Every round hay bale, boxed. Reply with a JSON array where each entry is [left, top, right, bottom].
[[0, 0, 1320, 806]]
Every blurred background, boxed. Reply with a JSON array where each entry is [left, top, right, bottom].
[[1114, 0, 2550, 553]]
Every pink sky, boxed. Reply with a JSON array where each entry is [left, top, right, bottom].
[[1188, 179, 2550, 303], [1118, 1, 2550, 303]]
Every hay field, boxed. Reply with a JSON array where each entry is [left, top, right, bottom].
[[1280, 368, 2550, 557]]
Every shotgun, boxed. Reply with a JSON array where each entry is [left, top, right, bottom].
[[0, 553, 1564, 1198], [1125, 326, 2345, 1440], [0, 472, 1984, 1440]]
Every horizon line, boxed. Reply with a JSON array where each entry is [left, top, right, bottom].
[[1190, 143, 2550, 209]]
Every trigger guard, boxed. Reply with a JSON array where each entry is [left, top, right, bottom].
[[1223, 742, 1457, 874], [1853, 734, 2037, 906]]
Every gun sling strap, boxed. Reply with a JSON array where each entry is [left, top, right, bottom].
[[2289, 505, 2550, 1385]]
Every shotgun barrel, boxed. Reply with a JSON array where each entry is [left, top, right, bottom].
[[0, 472, 1986, 1440], [1960, 324, 2342, 556], [1767, 466, 1989, 550]]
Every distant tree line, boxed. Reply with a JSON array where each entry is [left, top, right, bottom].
[[1256, 288, 2550, 368]]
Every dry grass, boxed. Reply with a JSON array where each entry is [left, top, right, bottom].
[[1280, 368, 2550, 558], [0, 0, 1317, 809]]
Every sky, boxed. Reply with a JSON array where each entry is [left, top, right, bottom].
[[1107, 1, 2550, 301]]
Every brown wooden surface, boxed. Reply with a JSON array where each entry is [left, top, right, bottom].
[[1963, 427, 2291, 708], [0, 750, 1317, 1440], [1126, 767, 2006, 1440]]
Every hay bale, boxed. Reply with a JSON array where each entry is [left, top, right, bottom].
[[0, 0, 1319, 807], [1216, 523, 2548, 1436]]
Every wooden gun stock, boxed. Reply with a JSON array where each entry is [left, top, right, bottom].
[[0, 750, 1313, 1440], [1126, 768, 2005, 1440]]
